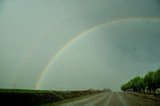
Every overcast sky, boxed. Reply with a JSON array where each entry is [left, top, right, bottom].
[[0, 0, 160, 91]]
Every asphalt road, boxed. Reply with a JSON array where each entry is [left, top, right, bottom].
[[55, 92, 160, 106]]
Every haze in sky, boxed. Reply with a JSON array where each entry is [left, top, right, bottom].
[[0, 0, 160, 91]]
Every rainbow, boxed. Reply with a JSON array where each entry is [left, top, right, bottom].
[[35, 17, 160, 89]]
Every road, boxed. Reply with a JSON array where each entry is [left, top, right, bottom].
[[52, 92, 160, 106]]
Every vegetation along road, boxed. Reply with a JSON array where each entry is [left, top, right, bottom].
[[48, 92, 160, 106]]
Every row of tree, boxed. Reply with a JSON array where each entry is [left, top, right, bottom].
[[121, 68, 160, 95]]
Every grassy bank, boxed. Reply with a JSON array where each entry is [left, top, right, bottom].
[[0, 89, 103, 105], [127, 92, 160, 101]]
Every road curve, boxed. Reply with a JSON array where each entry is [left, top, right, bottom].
[[46, 92, 160, 106]]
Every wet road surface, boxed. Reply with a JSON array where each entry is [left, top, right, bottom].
[[47, 92, 160, 106]]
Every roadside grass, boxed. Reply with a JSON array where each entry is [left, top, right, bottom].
[[40, 93, 98, 106], [0, 88, 103, 105], [127, 92, 160, 101]]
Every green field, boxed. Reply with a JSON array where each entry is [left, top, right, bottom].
[[0, 88, 104, 105]]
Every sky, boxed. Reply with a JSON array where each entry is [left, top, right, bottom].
[[0, 0, 160, 91]]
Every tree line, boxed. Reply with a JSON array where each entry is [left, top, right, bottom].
[[121, 68, 160, 95]]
